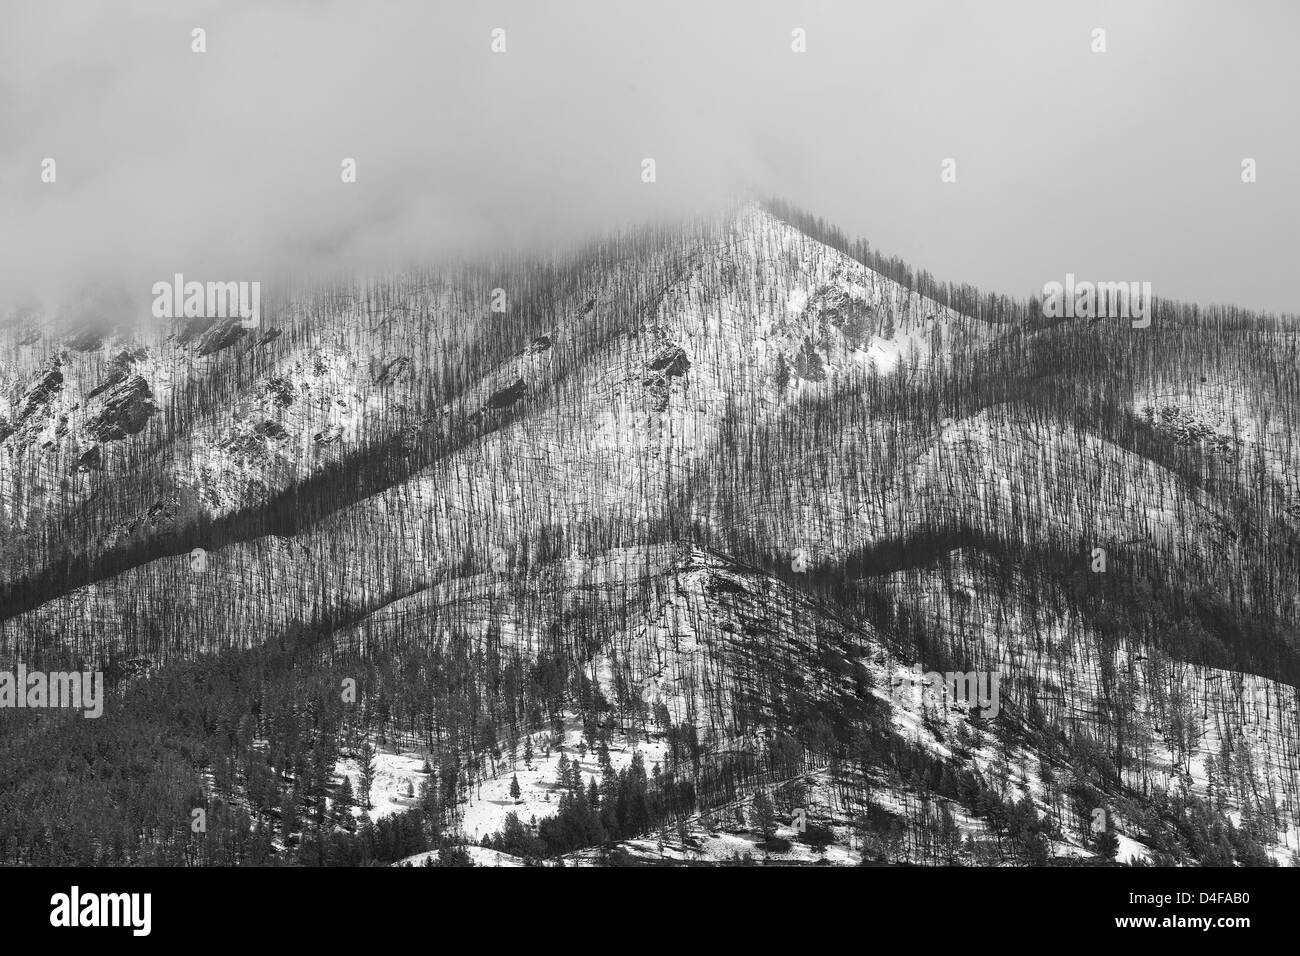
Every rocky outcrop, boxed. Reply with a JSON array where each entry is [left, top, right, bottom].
[[85, 374, 156, 442]]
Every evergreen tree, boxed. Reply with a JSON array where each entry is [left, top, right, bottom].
[[1093, 828, 1120, 862], [751, 790, 777, 843], [358, 740, 377, 811], [333, 776, 355, 828]]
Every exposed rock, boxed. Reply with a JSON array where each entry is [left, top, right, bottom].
[[171, 316, 218, 347], [256, 420, 288, 441], [65, 327, 106, 352], [804, 285, 877, 347], [485, 378, 527, 410], [372, 356, 411, 386], [87, 366, 129, 401], [647, 346, 690, 378], [196, 318, 248, 356], [85, 374, 156, 442], [87, 350, 145, 400], [19, 356, 64, 419], [266, 377, 295, 407], [76, 446, 102, 471]]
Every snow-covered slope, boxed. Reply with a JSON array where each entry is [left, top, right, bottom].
[[2, 201, 1297, 866]]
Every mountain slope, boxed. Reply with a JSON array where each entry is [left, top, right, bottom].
[[2, 201, 1297, 867]]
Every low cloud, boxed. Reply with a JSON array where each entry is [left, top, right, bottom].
[[3, 0, 1297, 316]]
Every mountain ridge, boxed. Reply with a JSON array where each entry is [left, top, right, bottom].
[[1, 201, 1297, 867]]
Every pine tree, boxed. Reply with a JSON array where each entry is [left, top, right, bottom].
[[333, 776, 355, 828], [358, 740, 377, 810], [751, 790, 777, 843], [597, 738, 613, 775], [555, 752, 570, 790], [418, 774, 440, 817], [510, 774, 521, 802], [1094, 828, 1120, 862]]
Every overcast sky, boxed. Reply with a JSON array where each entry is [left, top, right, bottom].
[[2, 0, 1297, 315]]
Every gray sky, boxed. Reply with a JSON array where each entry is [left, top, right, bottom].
[[2, 0, 1297, 314]]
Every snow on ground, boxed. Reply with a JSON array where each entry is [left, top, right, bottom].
[[1134, 379, 1300, 520], [332, 714, 669, 843], [333, 749, 429, 821], [457, 717, 667, 844], [393, 846, 524, 868], [1114, 833, 1152, 866], [879, 548, 1300, 861]]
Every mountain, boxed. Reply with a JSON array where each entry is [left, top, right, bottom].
[[1, 201, 1297, 867]]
